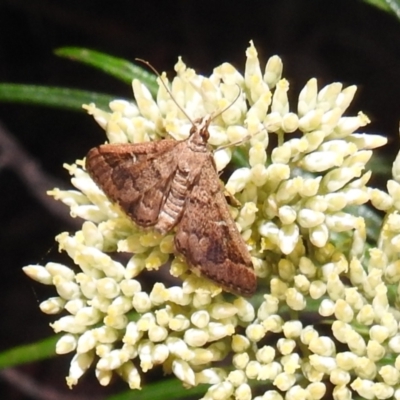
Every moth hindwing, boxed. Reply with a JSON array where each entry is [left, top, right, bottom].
[[85, 116, 256, 296]]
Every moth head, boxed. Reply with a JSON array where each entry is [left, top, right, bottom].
[[189, 116, 211, 145]]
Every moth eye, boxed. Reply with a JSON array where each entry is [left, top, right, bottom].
[[200, 128, 210, 141]]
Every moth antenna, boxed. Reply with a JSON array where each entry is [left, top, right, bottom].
[[210, 84, 242, 122], [137, 59, 244, 141], [135, 58, 194, 124], [215, 123, 268, 152]]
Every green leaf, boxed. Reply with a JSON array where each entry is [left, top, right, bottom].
[[0, 84, 116, 111], [0, 336, 58, 369], [106, 379, 207, 400], [231, 147, 250, 168], [363, 0, 400, 18], [367, 153, 392, 176], [55, 47, 158, 95]]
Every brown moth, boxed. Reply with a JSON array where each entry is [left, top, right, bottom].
[[85, 116, 257, 297]]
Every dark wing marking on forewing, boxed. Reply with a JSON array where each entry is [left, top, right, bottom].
[[174, 162, 256, 297], [86, 140, 180, 227]]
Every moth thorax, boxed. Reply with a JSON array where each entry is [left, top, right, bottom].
[[188, 123, 211, 154]]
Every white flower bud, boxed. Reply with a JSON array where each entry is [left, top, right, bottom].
[[118, 361, 141, 389], [306, 382, 326, 400], [277, 338, 296, 355], [226, 168, 252, 194], [300, 326, 319, 347], [298, 78, 317, 116], [319, 299, 335, 317], [231, 335, 250, 355], [335, 112, 370, 137], [119, 279, 141, 297], [257, 362, 282, 382], [56, 334, 77, 354], [379, 365, 400, 386], [96, 278, 120, 299], [286, 385, 309, 400], [148, 325, 168, 343], [372, 382, 394, 399], [354, 357, 377, 380], [296, 274, 311, 294], [53, 275, 81, 300], [262, 315, 284, 333], [335, 85, 357, 111], [330, 368, 351, 386], [285, 288, 306, 311], [104, 314, 128, 330], [149, 283, 169, 306], [94, 326, 119, 344], [233, 352, 250, 370], [67, 351, 95, 388], [169, 315, 190, 332], [320, 108, 342, 134], [309, 354, 337, 374], [309, 224, 329, 247], [184, 328, 209, 347], [309, 280, 326, 299], [23, 264, 53, 284], [235, 383, 252, 400], [300, 151, 343, 172], [208, 322, 235, 341], [246, 323, 266, 342], [51, 316, 86, 334], [366, 340, 385, 362], [168, 286, 191, 305], [132, 79, 161, 121], [40, 297, 66, 314], [297, 209, 325, 228], [318, 82, 342, 110], [264, 55, 282, 88], [123, 322, 143, 345], [195, 367, 227, 385], [245, 360, 261, 379], [346, 329, 366, 355], [277, 205, 297, 225], [355, 304, 374, 326], [281, 354, 302, 374], [334, 299, 354, 323], [214, 148, 232, 172], [76, 330, 97, 354], [281, 113, 299, 133], [249, 142, 267, 167], [172, 360, 195, 386], [46, 262, 76, 280], [309, 336, 336, 356], [388, 335, 400, 352], [132, 292, 152, 313], [278, 223, 299, 255], [322, 167, 362, 193], [273, 372, 296, 391], [336, 351, 358, 371]]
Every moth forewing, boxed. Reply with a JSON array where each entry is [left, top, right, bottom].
[[85, 116, 257, 297]]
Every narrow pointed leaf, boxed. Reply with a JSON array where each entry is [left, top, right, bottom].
[[0, 336, 59, 368], [363, 0, 400, 18], [106, 379, 207, 400], [0, 84, 116, 111], [55, 47, 158, 95]]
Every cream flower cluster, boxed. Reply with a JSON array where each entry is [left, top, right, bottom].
[[23, 41, 398, 400]]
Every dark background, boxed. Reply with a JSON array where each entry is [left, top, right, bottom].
[[1, 0, 400, 399]]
